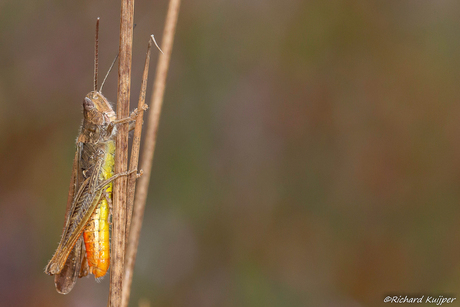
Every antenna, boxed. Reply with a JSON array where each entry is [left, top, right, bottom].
[[94, 17, 100, 92], [99, 54, 118, 92], [99, 24, 138, 92]]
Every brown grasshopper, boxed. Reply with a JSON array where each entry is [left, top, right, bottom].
[[45, 19, 145, 294]]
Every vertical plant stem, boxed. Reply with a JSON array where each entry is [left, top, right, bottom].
[[111, 0, 134, 306], [121, 0, 181, 306], [126, 38, 153, 242]]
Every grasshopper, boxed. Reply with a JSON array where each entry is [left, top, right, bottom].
[[45, 19, 143, 294]]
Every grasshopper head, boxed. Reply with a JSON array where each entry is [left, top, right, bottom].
[[79, 91, 117, 142], [83, 91, 116, 124]]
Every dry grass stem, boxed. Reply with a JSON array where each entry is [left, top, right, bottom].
[[126, 38, 154, 243], [121, 0, 181, 306], [111, 0, 134, 306]]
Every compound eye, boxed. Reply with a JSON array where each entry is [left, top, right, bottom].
[[83, 97, 94, 111], [87, 126, 97, 133]]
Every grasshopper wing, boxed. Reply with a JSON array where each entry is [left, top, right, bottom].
[[54, 236, 85, 294], [49, 151, 85, 293], [46, 144, 106, 277], [46, 157, 104, 275]]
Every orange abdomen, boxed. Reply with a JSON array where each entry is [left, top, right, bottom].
[[83, 140, 114, 278], [83, 194, 110, 278]]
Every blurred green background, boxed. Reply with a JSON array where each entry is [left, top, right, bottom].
[[1, 0, 460, 306]]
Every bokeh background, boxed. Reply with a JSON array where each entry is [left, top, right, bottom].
[[1, 0, 460, 306]]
